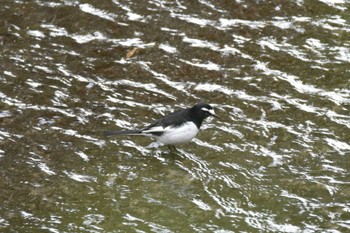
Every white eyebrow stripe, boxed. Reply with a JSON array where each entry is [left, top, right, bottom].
[[208, 109, 216, 115], [201, 107, 216, 115]]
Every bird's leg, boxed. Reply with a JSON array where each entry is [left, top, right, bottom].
[[167, 145, 178, 153]]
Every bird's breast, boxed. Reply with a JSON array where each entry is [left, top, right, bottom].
[[158, 122, 199, 145]]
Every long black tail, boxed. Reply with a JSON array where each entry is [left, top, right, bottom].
[[103, 129, 142, 136]]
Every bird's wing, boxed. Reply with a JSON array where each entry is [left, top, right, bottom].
[[140, 108, 187, 136], [142, 125, 165, 133], [155, 108, 188, 127]]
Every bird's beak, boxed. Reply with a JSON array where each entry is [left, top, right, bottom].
[[209, 109, 219, 118]]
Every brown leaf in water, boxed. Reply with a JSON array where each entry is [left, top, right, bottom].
[[126, 47, 139, 59]]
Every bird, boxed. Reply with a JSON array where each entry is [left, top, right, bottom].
[[104, 103, 219, 150]]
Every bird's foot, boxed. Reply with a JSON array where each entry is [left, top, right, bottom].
[[167, 145, 179, 153]]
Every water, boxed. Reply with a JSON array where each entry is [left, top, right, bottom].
[[1, 0, 350, 232]]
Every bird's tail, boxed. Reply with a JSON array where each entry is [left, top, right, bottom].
[[103, 129, 142, 136]]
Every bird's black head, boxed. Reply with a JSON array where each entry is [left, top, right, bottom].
[[189, 103, 219, 128]]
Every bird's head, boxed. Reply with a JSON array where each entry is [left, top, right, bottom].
[[192, 103, 219, 119]]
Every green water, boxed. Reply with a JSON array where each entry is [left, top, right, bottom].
[[1, 0, 349, 232]]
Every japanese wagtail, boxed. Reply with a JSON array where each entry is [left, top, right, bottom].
[[104, 103, 219, 149]]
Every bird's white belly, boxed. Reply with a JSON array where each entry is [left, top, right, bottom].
[[158, 122, 199, 145]]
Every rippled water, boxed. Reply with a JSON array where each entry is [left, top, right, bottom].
[[1, 0, 350, 232]]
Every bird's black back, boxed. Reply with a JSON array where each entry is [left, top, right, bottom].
[[142, 104, 208, 133], [142, 108, 190, 131], [104, 103, 214, 137]]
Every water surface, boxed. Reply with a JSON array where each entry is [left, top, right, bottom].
[[1, 0, 350, 232]]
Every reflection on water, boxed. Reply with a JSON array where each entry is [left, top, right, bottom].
[[1, 0, 350, 232]]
